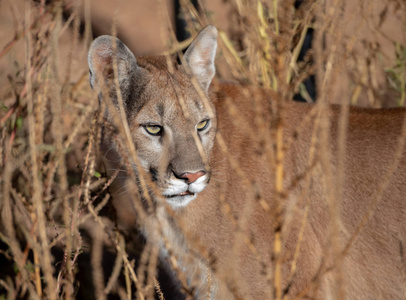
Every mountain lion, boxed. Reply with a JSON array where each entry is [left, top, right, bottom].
[[88, 26, 406, 299]]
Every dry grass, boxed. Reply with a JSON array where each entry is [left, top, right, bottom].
[[0, 0, 405, 299]]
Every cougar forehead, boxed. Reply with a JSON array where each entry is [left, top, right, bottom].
[[131, 56, 214, 125]]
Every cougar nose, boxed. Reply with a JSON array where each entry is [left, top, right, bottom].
[[178, 171, 206, 184]]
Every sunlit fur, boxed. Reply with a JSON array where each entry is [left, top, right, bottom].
[[89, 26, 406, 299]]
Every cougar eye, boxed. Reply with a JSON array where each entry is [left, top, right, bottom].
[[196, 120, 209, 131], [145, 125, 162, 135]]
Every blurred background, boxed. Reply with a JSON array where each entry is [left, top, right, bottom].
[[1, 0, 405, 106]]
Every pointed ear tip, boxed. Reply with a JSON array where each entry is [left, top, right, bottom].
[[89, 35, 108, 58], [89, 35, 115, 49], [203, 25, 218, 37], [88, 35, 128, 65]]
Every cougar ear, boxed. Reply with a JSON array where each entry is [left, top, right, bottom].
[[88, 35, 137, 102], [184, 25, 218, 92]]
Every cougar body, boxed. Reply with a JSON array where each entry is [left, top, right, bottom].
[[88, 26, 406, 299]]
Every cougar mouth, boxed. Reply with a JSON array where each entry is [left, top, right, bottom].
[[165, 190, 198, 208], [166, 191, 195, 198]]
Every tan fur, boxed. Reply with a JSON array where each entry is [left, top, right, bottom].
[[89, 27, 406, 299]]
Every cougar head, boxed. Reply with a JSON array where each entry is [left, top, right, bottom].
[[88, 26, 218, 208]]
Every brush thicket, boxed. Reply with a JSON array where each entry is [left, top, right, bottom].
[[0, 0, 404, 299]]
